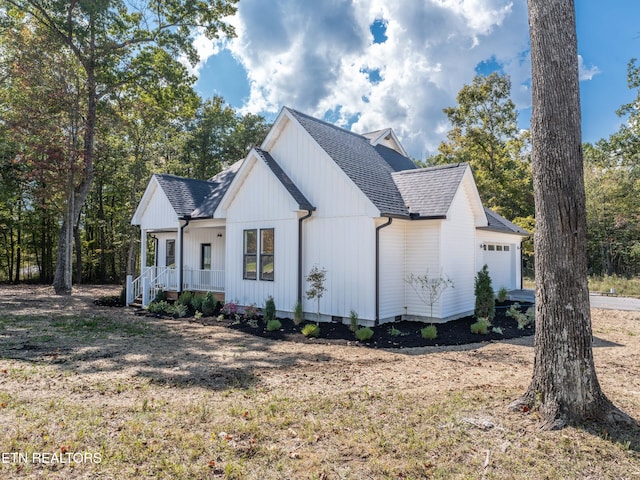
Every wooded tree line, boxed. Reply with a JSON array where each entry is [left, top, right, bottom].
[[426, 67, 640, 278], [1, 1, 638, 287], [0, 0, 268, 286]]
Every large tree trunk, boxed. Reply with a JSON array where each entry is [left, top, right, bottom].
[[511, 0, 635, 429]]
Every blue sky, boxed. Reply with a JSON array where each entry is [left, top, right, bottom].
[[188, 0, 640, 160]]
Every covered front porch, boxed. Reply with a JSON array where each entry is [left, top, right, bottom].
[[126, 222, 226, 307]]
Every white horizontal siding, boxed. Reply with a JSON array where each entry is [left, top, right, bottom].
[[379, 220, 406, 320], [404, 221, 441, 318]]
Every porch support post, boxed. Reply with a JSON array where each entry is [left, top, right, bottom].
[[142, 276, 150, 308], [140, 228, 147, 276], [126, 275, 133, 305]]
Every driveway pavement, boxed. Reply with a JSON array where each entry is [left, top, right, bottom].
[[508, 289, 640, 312]]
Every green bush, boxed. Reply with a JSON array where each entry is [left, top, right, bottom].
[[191, 293, 205, 312], [293, 302, 304, 325], [201, 292, 217, 316], [497, 287, 508, 303], [355, 327, 374, 342], [147, 300, 170, 314], [506, 302, 534, 330], [301, 323, 320, 338], [388, 326, 402, 337], [421, 325, 438, 340], [264, 296, 276, 322], [492, 326, 503, 335], [177, 291, 193, 307], [349, 310, 359, 332], [266, 319, 282, 332], [471, 318, 490, 334], [170, 302, 188, 318], [474, 265, 495, 322], [244, 304, 259, 319], [153, 290, 167, 303]]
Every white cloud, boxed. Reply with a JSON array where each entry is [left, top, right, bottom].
[[215, 0, 532, 158], [578, 54, 600, 81]]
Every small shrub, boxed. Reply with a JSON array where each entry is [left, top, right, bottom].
[[301, 323, 320, 338], [492, 326, 503, 335], [194, 311, 203, 320], [147, 300, 170, 314], [170, 302, 188, 318], [497, 287, 508, 303], [264, 296, 276, 322], [221, 301, 238, 317], [355, 327, 374, 342], [178, 291, 193, 307], [201, 292, 218, 316], [247, 318, 259, 328], [293, 302, 304, 325], [349, 310, 359, 332], [191, 293, 205, 312], [421, 324, 438, 340], [471, 318, 490, 334], [244, 304, 259, 320], [153, 290, 167, 303], [474, 265, 495, 322], [506, 302, 534, 330], [216, 314, 225, 322], [266, 319, 282, 332], [388, 326, 402, 337]]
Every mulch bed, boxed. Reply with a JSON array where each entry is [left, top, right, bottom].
[[182, 301, 535, 349]]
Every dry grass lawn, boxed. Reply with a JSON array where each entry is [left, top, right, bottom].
[[0, 285, 639, 479]]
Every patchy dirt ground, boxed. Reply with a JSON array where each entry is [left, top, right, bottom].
[[0, 285, 639, 479]]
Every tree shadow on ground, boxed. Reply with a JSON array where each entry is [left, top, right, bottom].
[[0, 308, 333, 392]]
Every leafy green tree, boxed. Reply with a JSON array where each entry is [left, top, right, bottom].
[[2, 0, 238, 294], [429, 73, 534, 221]]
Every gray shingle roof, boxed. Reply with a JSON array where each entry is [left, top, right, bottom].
[[482, 208, 530, 235], [154, 174, 217, 218], [286, 108, 416, 217], [391, 163, 469, 217], [191, 161, 242, 218], [253, 148, 315, 211]]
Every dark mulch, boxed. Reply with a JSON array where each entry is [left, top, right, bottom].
[[203, 301, 535, 350]]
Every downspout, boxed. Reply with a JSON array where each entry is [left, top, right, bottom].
[[375, 217, 393, 325], [178, 215, 191, 293], [297, 210, 314, 304]]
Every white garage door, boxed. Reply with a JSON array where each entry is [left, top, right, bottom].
[[482, 243, 515, 291]]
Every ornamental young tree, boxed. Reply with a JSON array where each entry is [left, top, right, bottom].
[[510, 0, 636, 429], [2, 0, 238, 294]]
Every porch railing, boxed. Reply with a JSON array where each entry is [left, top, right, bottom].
[[127, 267, 225, 307]]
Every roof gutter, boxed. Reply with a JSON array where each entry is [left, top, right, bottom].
[[178, 215, 191, 293], [297, 209, 314, 305], [375, 217, 393, 325]]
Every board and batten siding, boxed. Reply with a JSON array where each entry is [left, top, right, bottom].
[[440, 179, 478, 320], [224, 156, 301, 314], [302, 215, 377, 322], [378, 220, 406, 321], [404, 221, 442, 319], [268, 117, 380, 219], [138, 182, 178, 231], [181, 227, 225, 272]]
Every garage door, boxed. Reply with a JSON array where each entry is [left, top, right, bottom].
[[482, 243, 514, 290]]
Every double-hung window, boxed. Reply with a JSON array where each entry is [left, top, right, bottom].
[[243, 228, 274, 281], [260, 229, 274, 281]]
